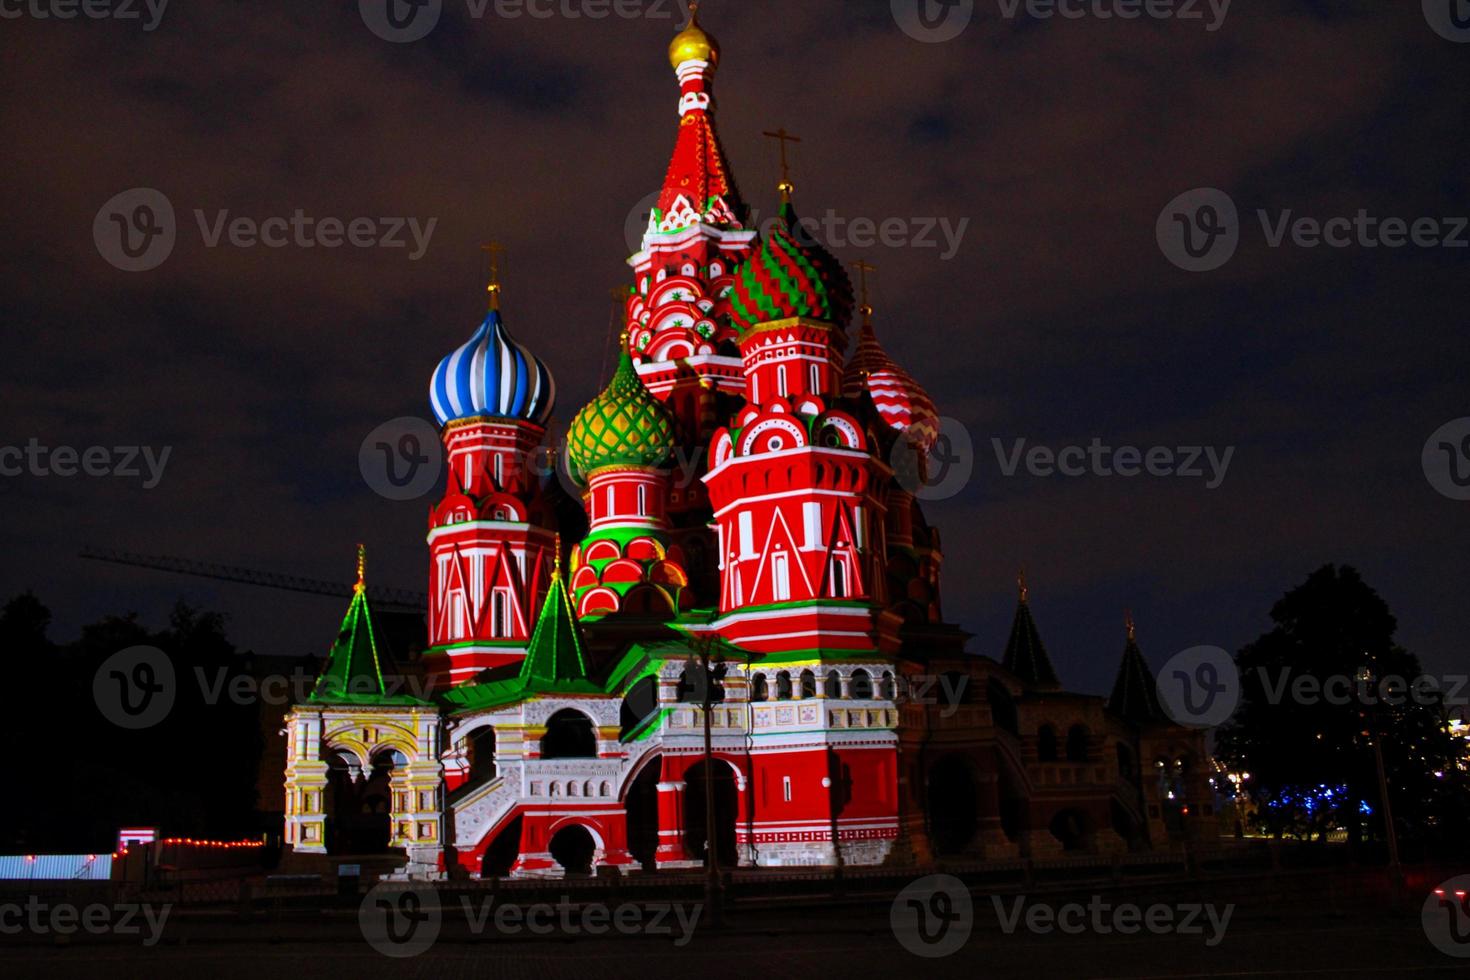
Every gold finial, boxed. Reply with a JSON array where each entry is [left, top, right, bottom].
[[553, 533, 562, 576], [1018, 567, 1028, 604], [669, 1, 718, 69], [763, 127, 802, 202], [1125, 609, 1136, 643], [481, 242, 505, 311], [355, 544, 367, 594], [851, 260, 877, 323]]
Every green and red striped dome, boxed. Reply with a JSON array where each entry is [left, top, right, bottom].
[[728, 203, 853, 334]]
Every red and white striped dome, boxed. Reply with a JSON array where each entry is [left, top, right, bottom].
[[842, 320, 939, 453]]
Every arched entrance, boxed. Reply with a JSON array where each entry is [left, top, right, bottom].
[[926, 755, 979, 855], [542, 709, 597, 759], [548, 825, 597, 876], [324, 750, 392, 854], [624, 756, 662, 871], [1049, 808, 1092, 852], [683, 760, 738, 868], [480, 816, 522, 878]]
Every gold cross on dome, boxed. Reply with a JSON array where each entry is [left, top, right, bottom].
[[851, 260, 877, 322], [355, 544, 367, 594], [480, 242, 505, 310], [762, 127, 802, 199]]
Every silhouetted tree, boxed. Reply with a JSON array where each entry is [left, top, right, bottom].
[[1218, 566, 1467, 859]]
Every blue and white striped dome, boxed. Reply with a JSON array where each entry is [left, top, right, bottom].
[[430, 310, 556, 427]]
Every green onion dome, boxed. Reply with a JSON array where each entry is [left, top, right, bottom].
[[728, 201, 853, 335], [566, 347, 676, 483]]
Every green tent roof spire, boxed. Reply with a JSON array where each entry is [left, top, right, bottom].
[[309, 545, 427, 706], [518, 556, 595, 693]]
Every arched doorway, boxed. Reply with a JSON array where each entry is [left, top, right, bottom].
[[1049, 808, 1092, 852], [548, 825, 597, 876], [926, 755, 979, 855], [479, 816, 522, 878], [324, 750, 392, 854], [542, 709, 597, 759], [683, 760, 738, 868], [624, 756, 662, 870]]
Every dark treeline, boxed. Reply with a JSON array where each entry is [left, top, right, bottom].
[[1, 593, 264, 853]]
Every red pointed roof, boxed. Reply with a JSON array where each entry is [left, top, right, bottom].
[[657, 111, 743, 221]]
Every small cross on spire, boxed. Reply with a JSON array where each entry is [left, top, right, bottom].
[[1125, 609, 1136, 643], [851, 260, 877, 323], [481, 241, 506, 311], [355, 544, 367, 594], [762, 127, 802, 201], [1018, 567, 1029, 604]]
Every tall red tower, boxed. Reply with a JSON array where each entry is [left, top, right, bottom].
[[422, 265, 559, 689]]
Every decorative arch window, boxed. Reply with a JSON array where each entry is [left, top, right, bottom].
[[824, 670, 842, 699], [776, 671, 793, 700], [751, 673, 768, 702], [491, 590, 510, 639], [850, 669, 874, 700], [829, 557, 850, 598], [541, 709, 597, 759], [1066, 725, 1091, 763], [1037, 725, 1059, 763], [777, 365, 788, 397], [809, 363, 821, 394], [879, 671, 896, 700], [799, 669, 816, 699]]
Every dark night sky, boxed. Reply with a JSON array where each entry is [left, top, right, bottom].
[[1, 1, 1465, 697]]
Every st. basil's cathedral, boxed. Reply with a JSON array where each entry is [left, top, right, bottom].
[[281, 13, 1211, 878]]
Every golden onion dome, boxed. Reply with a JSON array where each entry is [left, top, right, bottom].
[[669, 13, 719, 69]]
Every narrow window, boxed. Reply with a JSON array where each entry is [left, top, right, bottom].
[[830, 558, 849, 598], [777, 365, 788, 397], [772, 551, 791, 601], [782, 776, 792, 802], [738, 511, 754, 558], [803, 501, 822, 550], [637, 484, 648, 517], [492, 591, 509, 638], [809, 363, 820, 394]]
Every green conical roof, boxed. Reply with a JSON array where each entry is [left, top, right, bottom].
[[309, 565, 427, 706], [1002, 585, 1062, 692], [566, 349, 675, 483], [1108, 619, 1165, 724], [519, 569, 598, 694]]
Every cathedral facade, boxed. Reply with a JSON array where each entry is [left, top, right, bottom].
[[281, 14, 1211, 879]]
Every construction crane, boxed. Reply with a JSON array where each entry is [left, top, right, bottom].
[[79, 547, 429, 614]]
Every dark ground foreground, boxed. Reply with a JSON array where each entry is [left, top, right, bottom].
[[1, 865, 1465, 979], [0, 908, 1459, 980]]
